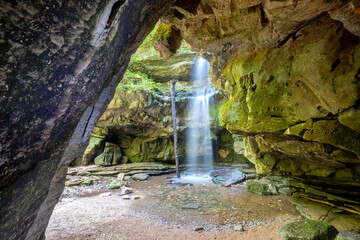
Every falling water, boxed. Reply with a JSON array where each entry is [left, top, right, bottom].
[[185, 56, 216, 170]]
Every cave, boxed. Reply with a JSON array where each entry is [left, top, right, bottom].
[[1, 0, 360, 239]]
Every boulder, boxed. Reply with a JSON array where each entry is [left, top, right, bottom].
[[280, 220, 338, 240], [209, 169, 245, 185], [335, 231, 360, 240], [94, 142, 122, 166], [246, 179, 278, 195]]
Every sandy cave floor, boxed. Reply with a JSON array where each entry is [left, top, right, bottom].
[[46, 173, 302, 240]]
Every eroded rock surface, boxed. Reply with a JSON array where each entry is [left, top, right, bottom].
[[162, 0, 360, 193], [0, 0, 175, 239]]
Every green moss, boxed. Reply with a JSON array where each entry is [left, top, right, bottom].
[[303, 120, 360, 157], [152, 23, 173, 42], [116, 70, 163, 94]]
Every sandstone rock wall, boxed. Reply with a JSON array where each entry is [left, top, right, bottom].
[[163, 0, 360, 188]]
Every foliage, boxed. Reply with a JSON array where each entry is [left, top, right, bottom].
[[209, 102, 224, 127], [116, 70, 163, 94]]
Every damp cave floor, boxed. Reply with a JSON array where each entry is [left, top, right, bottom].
[[46, 172, 302, 240]]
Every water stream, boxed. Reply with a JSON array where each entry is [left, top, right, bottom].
[[184, 57, 216, 179]]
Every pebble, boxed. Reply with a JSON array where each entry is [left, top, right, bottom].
[[194, 227, 204, 231], [181, 203, 200, 209], [100, 192, 111, 197], [234, 224, 244, 231], [121, 187, 133, 195], [132, 195, 140, 200], [122, 195, 131, 200]]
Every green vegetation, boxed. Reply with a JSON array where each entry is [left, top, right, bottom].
[[116, 70, 164, 94], [209, 103, 224, 127]]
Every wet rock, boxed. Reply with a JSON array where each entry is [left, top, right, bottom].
[[209, 169, 245, 185], [132, 173, 150, 181], [280, 220, 338, 240], [335, 231, 360, 240]]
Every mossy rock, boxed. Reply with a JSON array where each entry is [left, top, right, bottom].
[[338, 108, 360, 133], [303, 120, 360, 157], [108, 180, 126, 189], [82, 179, 93, 186], [65, 180, 82, 187], [280, 219, 338, 240], [246, 179, 277, 195], [152, 23, 182, 59], [94, 142, 122, 166]]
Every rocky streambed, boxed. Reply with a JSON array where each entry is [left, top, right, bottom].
[[47, 162, 360, 240], [47, 163, 301, 240]]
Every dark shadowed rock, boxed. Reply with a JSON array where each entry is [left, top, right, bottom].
[[0, 1, 175, 239]]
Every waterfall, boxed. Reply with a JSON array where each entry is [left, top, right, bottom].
[[185, 57, 216, 169]]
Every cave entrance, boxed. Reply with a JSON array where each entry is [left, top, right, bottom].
[[47, 23, 299, 240]]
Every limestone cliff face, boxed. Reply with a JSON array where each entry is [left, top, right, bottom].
[[164, 0, 360, 187], [0, 1, 174, 239]]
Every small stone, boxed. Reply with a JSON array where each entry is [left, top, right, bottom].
[[100, 192, 111, 197], [65, 179, 82, 187], [234, 225, 244, 231], [132, 195, 140, 200], [132, 173, 150, 181], [194, 227, 204, 231], [108, 180, 126, 189], [122, 195, 131, 200], [181, 203, 200, 209], [121, 187, 133, 195]]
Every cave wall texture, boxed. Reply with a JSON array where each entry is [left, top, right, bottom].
[[0, 0, 360, 239], [0, 0, 174, 239], [162, 0, 360, 187]]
